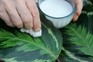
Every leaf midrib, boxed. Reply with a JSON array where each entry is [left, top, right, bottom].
[[69, 26, 93, 54], [0, 37, 57, 60]]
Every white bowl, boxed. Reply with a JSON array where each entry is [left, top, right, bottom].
[[38, 0, 76, 28]]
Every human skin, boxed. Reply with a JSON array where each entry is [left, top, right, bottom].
[[73, 0, 83, 21], [0, 0, 41, 32], [0, 0, 83, 31]]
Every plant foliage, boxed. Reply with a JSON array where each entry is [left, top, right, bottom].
[[0, 0, 93, 62], [60, 0, 93, 62], [0, 15, 62, 62]]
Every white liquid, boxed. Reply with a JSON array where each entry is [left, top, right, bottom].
[[40, 0, 73, 17]]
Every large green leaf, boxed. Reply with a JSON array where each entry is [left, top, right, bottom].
[[59, 1, 93, 62], [0, 14, 62, 62], [62, 22, 93, 55]]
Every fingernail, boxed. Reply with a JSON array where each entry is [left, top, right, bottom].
[[24, 24, 33, 30], [34, 28, 41, 32], [75, 16, 78, 21], [73, 15, 78, 22]]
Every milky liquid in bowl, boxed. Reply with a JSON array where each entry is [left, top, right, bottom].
[[39, 0, 75, 28]]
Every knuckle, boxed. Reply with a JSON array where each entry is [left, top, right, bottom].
[[24, 20, 30, 24], [33, 11, 39, 18], [23, 17, 32, 24]]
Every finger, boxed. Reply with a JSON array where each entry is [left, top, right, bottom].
[[16, 0, 33, 29], [4, 0, 23, 28], [73, 0, 83, 21], [0, 3, 14, 27], [73, 14, 79, 21], [26, 0, 41, 32]]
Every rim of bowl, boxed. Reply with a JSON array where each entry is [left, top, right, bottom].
[[38, 1, 76, 19]]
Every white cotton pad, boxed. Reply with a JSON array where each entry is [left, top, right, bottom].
[[20, 28, 42, 37]]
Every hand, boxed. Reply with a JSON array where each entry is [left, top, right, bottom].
[[0, 0, 41, 32], [73, 0, 83, 21]]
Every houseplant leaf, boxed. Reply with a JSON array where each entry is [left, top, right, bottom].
[[63, 22, 93, 56], [59, 1, 93, 61], [0, 14, 63, 62]]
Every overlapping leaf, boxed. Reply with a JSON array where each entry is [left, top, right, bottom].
[[0, 14, 62, 62], [60, 1, 93, 61], [64, 23, 93, 56]]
